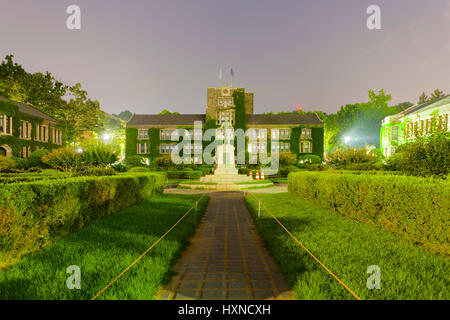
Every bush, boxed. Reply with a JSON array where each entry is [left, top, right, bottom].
[[306, 164, 329, 171], [81, 141, 118, 167], [166, 170, 202, 179], [128, 167, 151, 173], [278, 152, 297, 167], [238, 167, 250, 175], [73, 167, 116, 177], [125, 155, 148, 168], [387, 132, 449, 178], [154, 155, 172, 170], [0, 172, 165, 268], [42, 147, 81, 172], [26, 149, 50, 169], [112, 163, 127, 173], [326, 148, 379, 169], [288, 171, 450, 254], [0, 156, 16, 171]]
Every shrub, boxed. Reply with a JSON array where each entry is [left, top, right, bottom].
[[26, 149, 50, 169], [154, 155, 172, 170], [326, 148, 379, 168], [125, 155, 148, 168], [112, 163, 127, 173], [387, 132, 449, 178], [128, 167, 151, 173], [166, 170, 202, 179], [288, 171, 450, 254], [278, 152, 297, 167], [81, 141, 118, 167], [306, 164, 329, 171], [73, 167, 116, 177], [298, 154, 322, 164], [0, 156, 16, 171], [42, 147, 81, 172], [0, 172, 165, 268]]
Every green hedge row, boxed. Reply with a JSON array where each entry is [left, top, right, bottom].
[[288, 171, 450, 254], [0, 173, 165, 268], [165, 170, 202, 179]]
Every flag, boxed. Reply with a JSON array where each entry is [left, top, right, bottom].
[[219, 68, 222, 80], [230, 68, 234, 77]]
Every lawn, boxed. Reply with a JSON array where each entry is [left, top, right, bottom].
[[0, 194, 209, 300], [245, 193, 450, 300]]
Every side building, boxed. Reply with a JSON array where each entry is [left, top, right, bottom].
[[380, 95, 449, 157], [0, 97, 64, 158], [125, 86, 324, 166]]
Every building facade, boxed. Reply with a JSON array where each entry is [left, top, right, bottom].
[[380, 96, 450, 157], [0, 97, 64, 158], [126, 86, 324, 165]]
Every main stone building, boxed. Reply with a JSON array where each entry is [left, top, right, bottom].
[[126, 86, 324, 165]]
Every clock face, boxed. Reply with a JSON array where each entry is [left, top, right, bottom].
[[221, 87, 230, 96]]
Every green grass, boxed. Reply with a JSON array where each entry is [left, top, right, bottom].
[[245, 193, 450, 300], [0, 194, 209, 300], [270, 177, 287, 183]]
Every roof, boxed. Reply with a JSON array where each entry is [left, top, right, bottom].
[[127, 114, 206, 126], [247, 113, 323, 125], [0, 96, 60, 123], [401, 95, 450, 116]]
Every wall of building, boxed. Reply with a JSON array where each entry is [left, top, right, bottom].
[[0, 100, 65, 158]]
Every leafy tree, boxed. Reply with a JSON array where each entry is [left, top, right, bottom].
[[0, 54, 103, 143], [113, 110, 133, 121], [429, 89, 446, 102], [418, 92, 428, 104], [158, 109, 179, 115]]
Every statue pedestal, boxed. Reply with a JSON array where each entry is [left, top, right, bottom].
[[200, 123, 253, 185]]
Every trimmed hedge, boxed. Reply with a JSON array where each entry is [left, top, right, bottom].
[[0, 173, 165, 268], [288, 171, 450, 254], [165, 170, 202, 179]]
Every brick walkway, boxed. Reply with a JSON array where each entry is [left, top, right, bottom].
[[158, 191, 292, 300]]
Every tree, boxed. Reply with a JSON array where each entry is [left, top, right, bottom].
[[113, 110, 133, 121], [0, 54, 103, 143], [418, 92, 428, 104], [158, 109, 179, 115], [429, 89, 445, 102]]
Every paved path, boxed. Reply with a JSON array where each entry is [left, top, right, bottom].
[[158, 191, 292, 300], [163, 184, 288, 195]]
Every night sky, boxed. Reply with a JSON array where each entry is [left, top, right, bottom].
[[1, 0, 449, 115]]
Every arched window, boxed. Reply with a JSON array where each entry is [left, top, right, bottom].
[[300, 141, 312, 153]]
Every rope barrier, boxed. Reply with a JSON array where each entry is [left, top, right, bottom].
[[91, 194, 206, 300], [249, 194, 362, 300]]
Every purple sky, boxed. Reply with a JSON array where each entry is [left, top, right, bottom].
[[1, 0, 450, 115]]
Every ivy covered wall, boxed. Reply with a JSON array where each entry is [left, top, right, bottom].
[[0, 100, 65, 157]]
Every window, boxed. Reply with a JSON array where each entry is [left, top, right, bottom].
[[35, 124, 49, 142], [391, 126, 398, 141], [138, 129, 148, 139], [51, 128, 63, 145], [217, 111, 234, 125], [20, 121, 31, 139], [300, 141, 312, 153], [160, 143, 178, 154], [161, 129, 178, 140], [271, 142, 290, 153], [20, 146, 31, 158], [137, 143, 149, 154], [271, 128, 290, 140], [301, 128, 311, 139], [0, 115, 13, 135]]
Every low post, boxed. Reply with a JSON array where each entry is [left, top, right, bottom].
[[258, 200, 261, 218]]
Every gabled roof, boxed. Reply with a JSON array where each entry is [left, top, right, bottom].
[[247, 113, 323, 125], [401, 95, 450, 116], [127, 114, 206, 126], [0, 96, 60, 123]]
